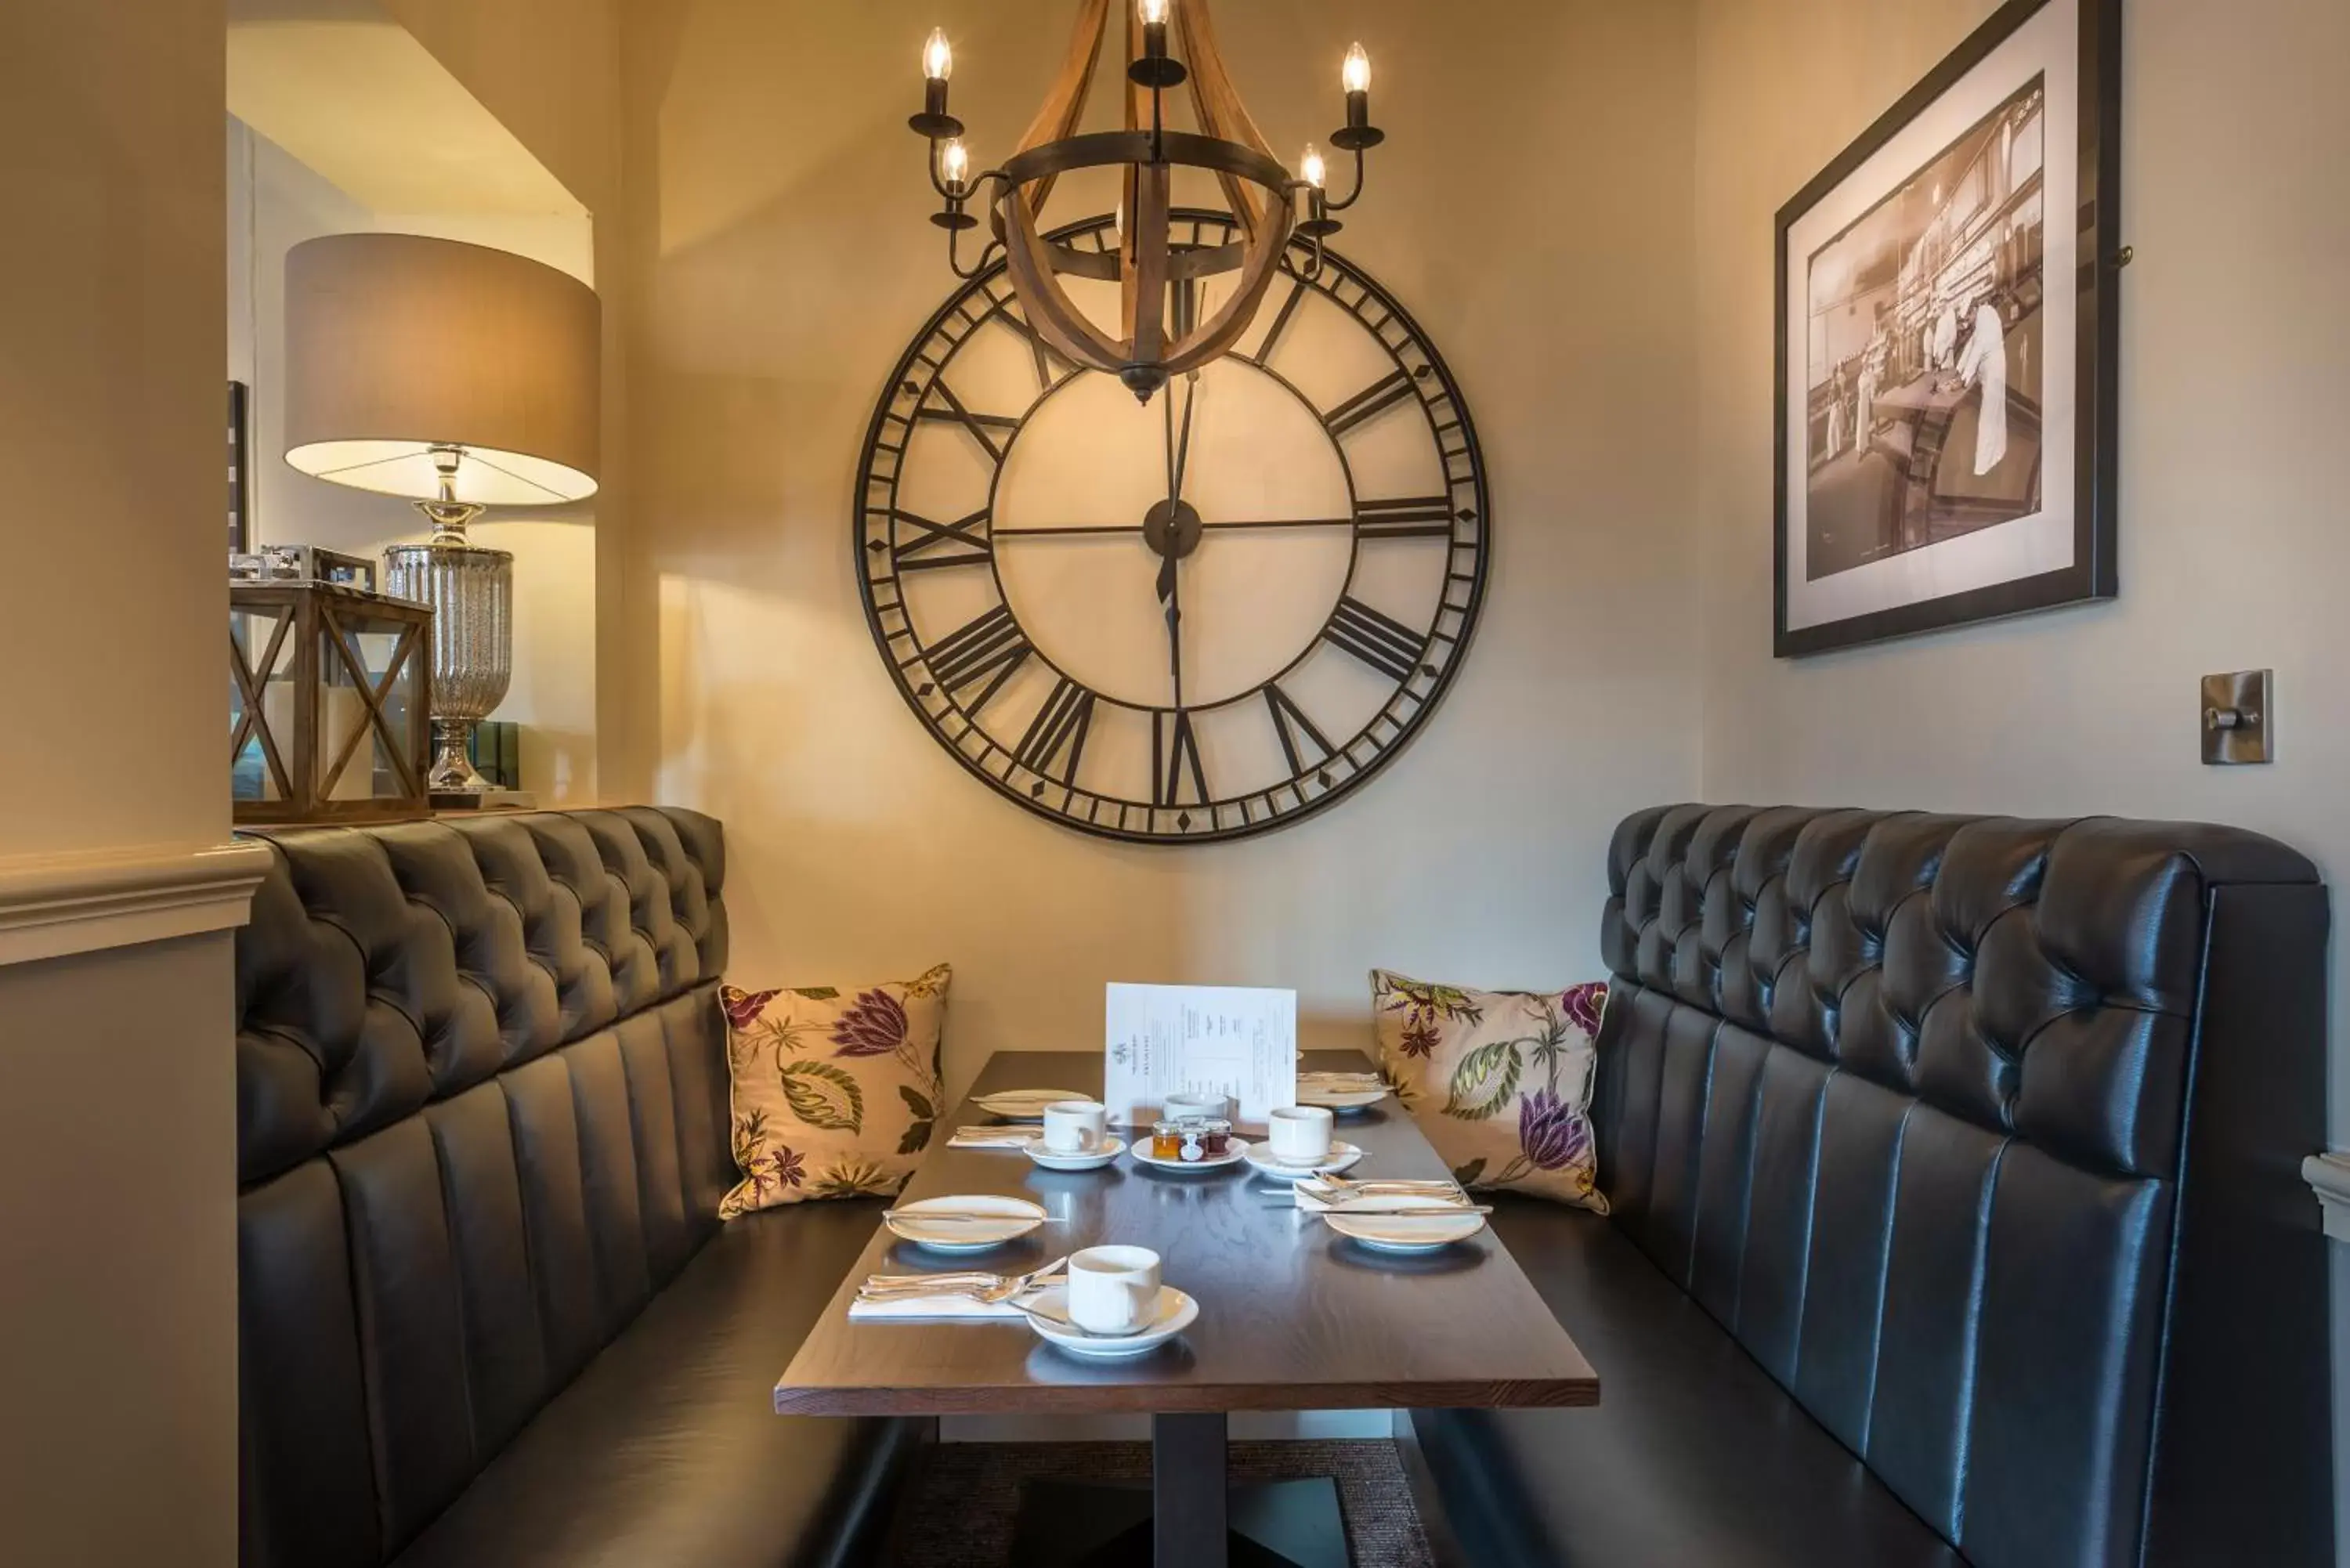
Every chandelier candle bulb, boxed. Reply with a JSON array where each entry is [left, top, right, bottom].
[[939, 138, 970, 194], [1300, 143, 1326, 189], [1343, 42, 1372, 95], [1130, 0, 1184, 88], [912, 27, 962, 139]]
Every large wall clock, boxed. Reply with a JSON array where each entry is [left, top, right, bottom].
[[855, 210, 1489, 844]]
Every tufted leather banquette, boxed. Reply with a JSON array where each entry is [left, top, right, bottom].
[[1408, 805, 2333, 1568], [236, 808, 923, 1568]]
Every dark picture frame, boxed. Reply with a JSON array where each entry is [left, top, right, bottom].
[[1774, 0, 2120, 657], [229, 380, 252, 555]]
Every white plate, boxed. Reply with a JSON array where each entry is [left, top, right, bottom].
[[881, 1194, 1047, 1252], [971, 1088, 1090, 1122], [1020, 1284, 1198, 1357], [1023, 1134, 1126, 1172], [1295, 1080, 1390, 1111], [1127, 1136, 1252, 1173], [1242, 1140, 1365, 1181], [1321, 1193, 1488, 1252]]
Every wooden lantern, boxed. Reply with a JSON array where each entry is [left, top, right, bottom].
[[230, 580, 433, 825]]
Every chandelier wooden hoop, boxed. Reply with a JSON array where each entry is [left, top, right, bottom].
[[909, 0, 1384, 402]]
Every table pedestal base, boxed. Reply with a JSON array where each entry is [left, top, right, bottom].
[[1004, 1414, 1350, 1568]]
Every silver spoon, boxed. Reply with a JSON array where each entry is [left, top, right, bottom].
[[859, 1255, 1069, 1303]]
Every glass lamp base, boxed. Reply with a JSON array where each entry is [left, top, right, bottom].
[[427, 719, 495, 793]]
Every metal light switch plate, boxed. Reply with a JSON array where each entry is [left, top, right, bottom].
[[2200, 670, 2272, 764]]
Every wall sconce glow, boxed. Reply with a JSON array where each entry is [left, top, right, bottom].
[[1342, 42, 1372, 95], [1300, 143, 1326, 190], [922, 27, 953, 82]]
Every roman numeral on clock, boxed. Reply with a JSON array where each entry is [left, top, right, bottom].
[[993, 305, 1072, 392], [1013, 677, 1094, 789], [1152, 709, 1209, 810], [1355, 496, 1455, 539], [1249, 274, 1308, 366], [1169, 276, 1200, 341], [923, 604, 1030, 712], [892, 507, 991, 571], [1325, 595, 1426, 683], [1263, 682, 1336, 776], [1323, 368, 1416, 437], [915, 381, 1018, 463]]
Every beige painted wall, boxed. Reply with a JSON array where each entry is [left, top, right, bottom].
[[227, 118, 602, 802], [1690, 0, 2350, 1548], [1694, 0, 2350, 1124], [384, 0, 653, 801], [0, 2, 237, 1564], [623, 0, 1701, 1100]]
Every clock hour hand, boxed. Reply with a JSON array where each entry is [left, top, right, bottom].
[[1159, 388, 1185, 702]]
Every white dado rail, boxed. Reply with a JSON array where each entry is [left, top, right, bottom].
[[2304, 1154, 2350, 1245], [0, 839, 273, 968]]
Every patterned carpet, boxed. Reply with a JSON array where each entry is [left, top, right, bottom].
[[880, 1439, 1437, 1567]]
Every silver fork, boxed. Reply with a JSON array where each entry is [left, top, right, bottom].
[[1306, 1173, 1468, 1199], [858, 1255, 1068, 1304]]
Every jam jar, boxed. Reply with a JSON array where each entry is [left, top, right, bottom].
[[1149, 1119, 1187, 1161], [1191, 1118, 1233, 1158]]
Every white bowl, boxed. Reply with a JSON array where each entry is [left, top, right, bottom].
[[971, 1088, 1090, 1122], [1242, 1140, 1365, 1181], [1020, 1284, 1198, 1357], [1321, 1193, 1487, 1253], [1023, 1134, 1126, 1172], [1128, 1136, 1250, 1173], [881, 1194, 1047, 1252]]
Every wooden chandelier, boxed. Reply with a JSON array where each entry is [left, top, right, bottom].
[[909, 0, 1384, 402]]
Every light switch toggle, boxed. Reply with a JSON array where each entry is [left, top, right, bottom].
[[2200, 670, 2272, 764]]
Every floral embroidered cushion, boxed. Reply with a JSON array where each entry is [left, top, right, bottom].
[[1370, 969, 1608, 1212], [718, 964, 951, 1217]]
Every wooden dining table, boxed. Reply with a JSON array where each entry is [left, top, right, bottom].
[[774, 1050, 1599, 1567]]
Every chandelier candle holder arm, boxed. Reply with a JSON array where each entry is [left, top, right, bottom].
[[908, 0, 1384, 402]]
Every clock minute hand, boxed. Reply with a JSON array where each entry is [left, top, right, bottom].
[[1159, 387, 1184, 703], [1171, 371, 1197, 503]]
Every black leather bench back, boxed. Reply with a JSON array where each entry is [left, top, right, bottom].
[[1593, 806, 2332, 1568], [235, 808, 731, 1568]]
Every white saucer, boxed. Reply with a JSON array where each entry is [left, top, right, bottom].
[[1023, 1134, 1126, 1172], [971, 1088, 1090, 1122], [1321, 1193, 1488, 1253], [1128, 1136, 1251, 1173], [1295, 1078, 1390, 1111], [881, 1194, 1047, 1252], [1242, 1140, 1365, 1180], [1019, 1284, 1198, 1357]]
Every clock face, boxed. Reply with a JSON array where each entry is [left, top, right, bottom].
[[856, 210, 1490, 844]]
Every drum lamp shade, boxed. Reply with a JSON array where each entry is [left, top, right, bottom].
[[283, 233, 600, 506]]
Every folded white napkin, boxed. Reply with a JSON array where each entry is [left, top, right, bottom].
[[848, 1288, 1025, 1321], [945, 1127, 1037, 1150]]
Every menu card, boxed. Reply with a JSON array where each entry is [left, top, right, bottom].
[[1102, 982, 1298, 1130]]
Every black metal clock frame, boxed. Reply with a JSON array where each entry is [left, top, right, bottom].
[[855, 208, 1490, 846]]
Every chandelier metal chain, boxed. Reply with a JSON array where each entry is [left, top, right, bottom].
[[908, 0, 1385, 402]]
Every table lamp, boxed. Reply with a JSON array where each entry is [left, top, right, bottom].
[[282, 233, 599, 794]]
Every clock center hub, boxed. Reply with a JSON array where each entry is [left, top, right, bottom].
[[1141, 498, 1205, 560]]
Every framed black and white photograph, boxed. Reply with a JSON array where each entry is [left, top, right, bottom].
[[1775, 0, 2120, 656]]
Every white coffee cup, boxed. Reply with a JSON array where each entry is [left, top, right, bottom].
[[1041, 1099, 1108, 1154], [1163, 1089, 1232, 1122], [1267, 1104, 1336, 1164], [1067, 1245, 1162, 1335]]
